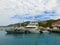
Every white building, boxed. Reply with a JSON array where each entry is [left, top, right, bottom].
[[52, 21, 60, 30]]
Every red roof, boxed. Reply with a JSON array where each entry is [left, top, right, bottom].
[[52, 21, 60, 25]]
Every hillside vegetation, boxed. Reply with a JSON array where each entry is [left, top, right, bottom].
[[7, 19, 60, 27]]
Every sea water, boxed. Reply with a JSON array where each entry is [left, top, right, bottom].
[[0, 30, 60, 45]]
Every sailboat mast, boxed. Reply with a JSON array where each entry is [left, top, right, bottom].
[[20, 22, 21, 27]]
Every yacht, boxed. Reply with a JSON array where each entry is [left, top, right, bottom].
[[5, 27, 26, 34], [25, 21, 40, 33]]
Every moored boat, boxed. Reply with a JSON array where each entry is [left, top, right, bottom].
[[24, 21, 40, 33]]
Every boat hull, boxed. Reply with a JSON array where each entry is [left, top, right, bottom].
[[6, 30, 24, 34], [6, 29, 31, 34]]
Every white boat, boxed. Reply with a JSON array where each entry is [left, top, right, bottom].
[[25, 21, 40, 33], [42, 30, 49, 33]]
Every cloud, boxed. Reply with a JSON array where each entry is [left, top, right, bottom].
[[0, 0, 60, 25]]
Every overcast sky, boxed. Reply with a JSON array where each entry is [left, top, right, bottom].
[[0, 0, 60, 26]]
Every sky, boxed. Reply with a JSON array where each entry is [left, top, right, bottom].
[[0, 0, 60, 26]]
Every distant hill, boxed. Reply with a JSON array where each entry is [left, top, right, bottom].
[[7, 21, 30, 27], [6, 19, 60, 27]]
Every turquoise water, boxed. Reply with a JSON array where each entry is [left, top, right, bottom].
[[0, 30, 60, 45]]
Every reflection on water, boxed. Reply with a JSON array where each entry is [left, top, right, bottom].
[[0, 30, 60, 45]]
